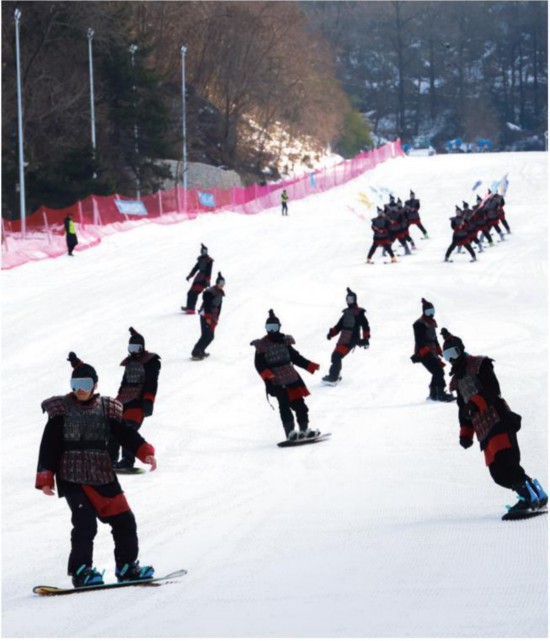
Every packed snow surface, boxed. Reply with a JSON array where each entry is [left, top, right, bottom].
[[1, 152, 547, 638]]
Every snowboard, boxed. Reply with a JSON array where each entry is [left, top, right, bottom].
[[114, 467, 146, 475], [33, 569, 187, 596], [502, 506, 547, 521], [322, 377, 342, 387], [277, 433, 331, 448]]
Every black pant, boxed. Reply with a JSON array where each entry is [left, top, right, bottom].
[[421, 354, 445, 392], [192, 317, 215, 357], [445, 241, 476, 260], [186, 288, 200, 311], [368, 243, 394, 259], [64, 484, 138, 575], [282, 203, 288, 215], [110, 420, 141, 467], [488, 431, 527, 490], [272, 386, 309, 435], [66, 234, 78, 255]]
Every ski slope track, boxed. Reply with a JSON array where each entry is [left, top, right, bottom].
[[1, 152, 547, 638]]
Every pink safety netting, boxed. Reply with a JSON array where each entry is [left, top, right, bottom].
[[2, 140, 403, 270]]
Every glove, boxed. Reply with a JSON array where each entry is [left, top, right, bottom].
[[326, 331, 332, 340], [410, 354, 421, 363], [358, 338, 370, 348], [186, 275, 191, 281], [464, 401, 479, 420], [308, 362, 320, 373], [143, 399, 154, 417], [459, 436, 473, 449]]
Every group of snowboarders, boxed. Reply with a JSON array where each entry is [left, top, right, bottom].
[[34, 187, 543, 593], [444, 191, 511, 262], [367, 189, 511, 264]]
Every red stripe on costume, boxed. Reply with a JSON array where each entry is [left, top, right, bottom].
[[35, 470, 55, 490], [142, 392, 155, 402], [123, 407, 144, 425], [335, 345, 351, 356], [460, 426, 475, 439], [288, 385, 310, 401], [81, 485, 130, 517], [470, 394, 488, 412], [136, 443, 155, 462], [483, 433, 512, 466]]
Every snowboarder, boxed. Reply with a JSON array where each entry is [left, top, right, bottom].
[[35, 352, 157, 587], [386, 200, 412, 255], [191, 271, 225, 360], [182, 243, 213, 314], [441, 328, 547, 519], [444, 206, 477, 262], [323, 287, 370, 384], [64, 213, 78, 256], [112, 327, 161, 471], [411, 298, 454, 401], [366, 207, 396, 263], [404, 190, 429, 239], [281, 190, 289, 216], [251, 309, 320, 441]]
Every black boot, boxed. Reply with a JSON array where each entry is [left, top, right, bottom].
[[436, 387, 455, 402]]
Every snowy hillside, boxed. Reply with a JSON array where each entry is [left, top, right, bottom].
[[1, 151, 547, 638]]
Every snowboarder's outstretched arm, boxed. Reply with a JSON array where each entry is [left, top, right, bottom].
[[288, 345, 319, 374]]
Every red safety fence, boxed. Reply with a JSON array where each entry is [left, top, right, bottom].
[[2, 140, 403, 269]]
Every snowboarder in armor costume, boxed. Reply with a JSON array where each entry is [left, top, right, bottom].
[[112, 328, 161, 470], [411, 298, 454, 401], [444, 206, 477, 262], [35, 352, 157, 588], [441, 328, 547, 518], [182, 243, 213, 313], [251, 309, 320, 441], [191, 272, 225, 360], [323, 287, 370, 383], [367, 207, 396, 263], [404, 190, 429, 239]]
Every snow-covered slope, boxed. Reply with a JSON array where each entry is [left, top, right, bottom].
[[1, 152, 547, 638]]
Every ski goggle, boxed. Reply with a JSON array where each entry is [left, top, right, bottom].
[[128, 343, 144, 354], [266, 323, 281, 333], [443, 346, 462, 362], [216, 279, 226, 287], [71, 377, 95, 393], [424, 308, 435, 317], [346, 295, 356, 304]]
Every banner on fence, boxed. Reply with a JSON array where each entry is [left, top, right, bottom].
[[115, 200, 148, 216], [198, 192, 216, 208]]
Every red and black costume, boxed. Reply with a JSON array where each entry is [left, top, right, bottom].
[[251, 310, 319, 438], [367, 208, 395, 262], [404, 190, 428, 238], [35, 392, 154, 576], [412, 298, 452, 401], [324, 288, 370, 382], [183, 244, 213, 313], [441, 329, 546, 515], [192, 273, 225, 359], [444, 207, 476, 261], [114, 327, 161, 468]]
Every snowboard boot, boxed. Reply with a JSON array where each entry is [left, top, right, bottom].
[[506, 480, 540, 516], [181, 307, 196, 314], [423, 232, 429, 239], [530, 479, 548, 507], [366, 258, 374, 264], [436, 387, 455, 402], [115, 561, 154, 583], [390, 257, 397, 263], [303, 428, 320, 439], [113, 458, 135, 471], [287, 429, 299, 442], [71, 565, 105, 588], [427, 386, 437, 401]]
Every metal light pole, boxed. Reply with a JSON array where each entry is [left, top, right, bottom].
[[129, 44, 140, 200], [14, 8, 26, 236], [87, 28, 97, 176], [181, 45, 188, 212]]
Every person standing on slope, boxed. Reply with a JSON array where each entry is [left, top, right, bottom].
[[191, 272, 225, 360], [182, 243, 213, 314], [35, 352, 157, 587], [411, 298, 454, 401], [404, 190, 429, 240], [444, 206, 477, 262], [251, 309, 320, 441], [281, 190, 289, 216], [323, 287, 370, 385], [112, 328, 161, 471], [366, 207, 396, 263], [64, 213, 78, 256], [441, 328, 547, 520]]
